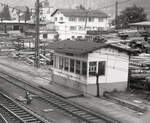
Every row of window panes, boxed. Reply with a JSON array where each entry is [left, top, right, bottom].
[[53, 56, 105, 76], [70, 26, 104, 31], [69, 17, 104, 22], [53, 56, 87, 76], [70, 26, 84, 31], [55, 17, 63, 22], [89, 61, 105, 76]]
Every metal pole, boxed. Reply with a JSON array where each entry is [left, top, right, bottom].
[[115, 1, 118, 29], [96, 73, 100, 97], [35, 0, 40, 67], [84, 10, 88, 30]]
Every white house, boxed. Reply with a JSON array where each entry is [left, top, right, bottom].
[[39, 0, 54, 22], [30, 0, 54, 22], [51, 9, 110, 40], [48, 40, 132, 96], [11, 6, 28, 21]]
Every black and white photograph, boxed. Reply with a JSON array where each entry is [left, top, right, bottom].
[[0, 0, 150, 123]]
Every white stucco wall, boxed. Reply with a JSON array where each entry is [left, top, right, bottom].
[[52, 11, 110, 40], [87, 48, 129, 84]]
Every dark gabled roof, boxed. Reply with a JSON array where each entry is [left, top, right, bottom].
[[51, 9, 108, 18], [47, 40, 133, 55]]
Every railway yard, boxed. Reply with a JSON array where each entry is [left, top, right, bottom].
[[0, 55, 150, 123], [0, 25, 150, 123], [0, 0, 150, 122]]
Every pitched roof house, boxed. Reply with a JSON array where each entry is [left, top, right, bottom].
[[51, 9, 110, 40]]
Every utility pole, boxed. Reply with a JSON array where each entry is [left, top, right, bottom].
[[96, 73, 100, 97], [84, 10, 88, 30], [35, 0, 40, 68], [115, 1, 118, 30]]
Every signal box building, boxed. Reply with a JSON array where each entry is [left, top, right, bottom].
[[48, 40, 132, 95]]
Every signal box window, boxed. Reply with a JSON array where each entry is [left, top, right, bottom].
[[82, 62, 87, 76], [76, 60, 80, 74], [13, 25, 19, 30], [70, 59, 75, 73], [89, 62, 97, 76], [43, 33, 48, 39], [59, 56, 64, 69], [98, 61, 106, 75], [64, 57, 69, 71]]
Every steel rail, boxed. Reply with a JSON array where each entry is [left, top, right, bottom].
[[0, 71, 119, 123], [0, 91, 50, 123]]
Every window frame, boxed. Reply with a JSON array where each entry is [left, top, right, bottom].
[[59, 56, 64, 70], [78, 17, 85, 22], [89, 62, 97, 76], [88, 17, 94, 22], [64, 57, 69, 71], [43, 33, 48, 39], [98, 18, 104, 22], [82, 61, 87, 76], [98, 61, 106, 76], [69, 17, 77, 22], [75, 60, 81, 75], [70, 26, 77, 31], [70, 59, 75, 73]]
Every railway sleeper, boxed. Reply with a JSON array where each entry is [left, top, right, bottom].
[[73, 110, 86, 114], [66, 108, 80, 112], [83, 116, 98, 120], [10, 108, 22, 112], [8, 104, 18, 107], [64, 106, 80, 110], [30, 121, 42, 123], [19, 114, 32, 117], [22, 116, 35, 120], [12, 110, 26, 113], [24, 118, 40, 122], [52, 101, 66, 105], [8, 106, 18, 109], [21, 116, 35, 120], [73, 111, 87, 115]]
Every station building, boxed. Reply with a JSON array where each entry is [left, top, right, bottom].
[[48, 40, 132, 96]]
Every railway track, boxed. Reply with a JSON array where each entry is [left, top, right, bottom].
[[0, 104, 24, 123], [0, 71, 119, 123], [0, 92, 50, 123], [0, 112, 8, 123]]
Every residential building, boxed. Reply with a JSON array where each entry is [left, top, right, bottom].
[[30, 0, 54, 22], [130, 21, 150, 33], [51, 9, 110, 40], [39, 0, 54, 22], [0, 20, 55, 41], [11, 6, 28, 21], [48, 40, 132, 96], [0, 20, 35, 34]]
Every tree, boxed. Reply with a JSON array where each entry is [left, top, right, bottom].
[[76, 4, 86, 10], [0, 5, 11, 20], [24, 7, 31, 22], [116, 5, 147, 29]]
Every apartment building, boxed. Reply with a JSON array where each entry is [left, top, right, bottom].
[[51, 9, 110, 40]]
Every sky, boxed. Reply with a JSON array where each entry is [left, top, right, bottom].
[[0, 0, 150, 18]]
